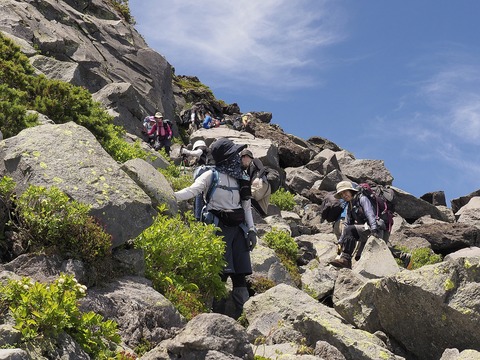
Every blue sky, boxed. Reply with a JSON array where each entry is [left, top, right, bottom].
[[128, 0, 480, 206]]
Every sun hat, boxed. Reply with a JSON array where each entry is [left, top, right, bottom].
[[210, 138, 247, 164], [154, 112, 163, 119], [192, 140, 206, 150], [240, 149, 254, 159], [334, 181, 359, 199]]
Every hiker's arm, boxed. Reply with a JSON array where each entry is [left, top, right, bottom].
[[359, 196, 377, 230], [181, 148, 203, 158], [242, 198, 255, 230], [147, 124, 157, 136], [174, 170, 209, 201]]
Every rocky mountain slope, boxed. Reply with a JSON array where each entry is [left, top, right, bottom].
[[1, 1, 480, 359]]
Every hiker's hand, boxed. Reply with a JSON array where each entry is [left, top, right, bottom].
[[371, 229, 381, 238], [247, 230, 257, 251], [336, 243, 342, 255]]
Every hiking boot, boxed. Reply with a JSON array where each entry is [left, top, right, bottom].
[[329, 257, 352, 269], [402, 253, 413, 270]]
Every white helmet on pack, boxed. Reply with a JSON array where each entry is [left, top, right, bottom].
[[192, 140, 206, 150]]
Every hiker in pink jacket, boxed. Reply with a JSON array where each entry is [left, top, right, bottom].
[[147, 112, 172, 156]]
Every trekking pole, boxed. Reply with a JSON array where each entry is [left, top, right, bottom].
[[181, 154, 187, 174]]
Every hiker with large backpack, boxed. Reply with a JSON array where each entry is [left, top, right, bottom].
[[240, 149, 272, 217], [329, 180, 412, 270], [174, 138, 257, 319], [146, 112, 173, 156], [141, 115, 157, 146], [180, 139, 212, 221]]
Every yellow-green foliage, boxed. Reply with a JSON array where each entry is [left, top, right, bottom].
[[135, 206, 227, 319], [263, 229, 298, 262], [159, 164, 194, 191], [248, 275, 276, 295], [0, 32, 148, 163], [9, 181, 112, 263], [0, 274, 121, 359], [263, 229, 301, 286], [109, 0, 135, 24], [270, 188, 296, 211], [396, 247, 443, 269], [173, 75, 213, 93], [444, 278, 455, 291]]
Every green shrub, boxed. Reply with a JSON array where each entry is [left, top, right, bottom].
[[0, 33, 149, 164], [135, 207, 227, 319], [263, 229, 298, 262], [109, 0, 135, 24], [270, 188, 295, 211], [158, 164, 194, 191], [12, 184, 112, 263], [410, 247, 443, 269], [0, 274, 121, 359], [262, 229, 301, 286]]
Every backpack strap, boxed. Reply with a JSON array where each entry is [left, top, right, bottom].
[[205, 169, 219, 204], [205, 169, 240, 204]]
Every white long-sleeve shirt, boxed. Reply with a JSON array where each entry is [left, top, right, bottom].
[[175, 169, 255, 230]]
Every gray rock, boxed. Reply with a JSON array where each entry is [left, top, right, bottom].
[[80, 276, 185, 349], [340, 159, 394, 186], [244, 284, 400, 360], [142, 313, 253, 360], [121, 158, 178, 215], [335, 258, 480, 360], [0, 122, 157, 248]]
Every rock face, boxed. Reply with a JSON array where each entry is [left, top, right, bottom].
[[1, 1, 480, 360], [0, 0, 175, 137]]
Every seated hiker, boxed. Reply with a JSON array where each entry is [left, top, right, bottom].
[[142, 114, 158, 146], [147, 112, 173, 156], [202, 112, 215, 129], [174, 138, 257, 319], [240, 149, 271, 217], [180, 139, 211, 220], [329, 181, 412, 269], [241, 113, 255, 135]]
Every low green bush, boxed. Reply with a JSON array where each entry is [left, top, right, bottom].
[[0, 274, 121, 359], [135, 206, 227, 319], [262, 229, 301, 286], [394, 246, 443, 269], [0, 33, 149, 164], [270, 188, 296, 211], [159, 164, 194, 191], [4, 180, 112, 263], [410, 247, 443, 269]]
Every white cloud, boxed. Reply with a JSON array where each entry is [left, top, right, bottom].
[[418, 63, 480, 143], [131, 0, 345, 91]]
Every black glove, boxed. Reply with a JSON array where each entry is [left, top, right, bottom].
[[247, 230, 257, 251], [371, 229, 381, 238]]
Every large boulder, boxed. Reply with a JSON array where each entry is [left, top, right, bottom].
[[142, 313, 253, 360], [335, 257, 480, 360], [0, 122, 157, 248], [244, 284, 401, 360], [80, 276, 185, 349]]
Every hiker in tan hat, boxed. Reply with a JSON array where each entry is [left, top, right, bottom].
[[330, 180, 412, 269], [329, 180, 380, 269], [145, 112, 173, 156]]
